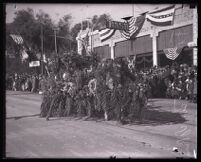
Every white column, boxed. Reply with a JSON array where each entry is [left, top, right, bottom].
[[150, 26, 158, 66], [152, 36, 158, 66], [110, 41, 115, 60], [193, 6, 198, 66]]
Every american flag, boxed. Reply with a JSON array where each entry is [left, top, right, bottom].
[[146, 5, 175, 26], [163, 47, 183, 60], [120, 15, 145, 40], [10, 34, 24, 44]]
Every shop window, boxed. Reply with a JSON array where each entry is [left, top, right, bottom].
[[135, 53, 153, 70]]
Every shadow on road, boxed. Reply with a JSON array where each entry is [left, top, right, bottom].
[[130, 105, 187, 126], [6, 114, 40, 120], [42, 105, 187, 126]]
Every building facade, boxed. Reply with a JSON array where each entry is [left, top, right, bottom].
[[76, 4, 197, 69]]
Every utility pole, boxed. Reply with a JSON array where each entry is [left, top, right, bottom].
[[53, 27, 59, 56], [40, 23, 44, 75]]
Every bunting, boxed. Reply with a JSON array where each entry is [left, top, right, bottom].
[[99, 28, 116, 42], [146, 5, 175, 26], [163, 46, 183, 60]]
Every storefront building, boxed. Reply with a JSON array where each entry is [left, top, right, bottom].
[[76, 4, 197, 69]]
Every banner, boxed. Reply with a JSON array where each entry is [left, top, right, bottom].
[[29, 61, 40, 67], [146, 5, 175, 26], [163, 46, 183, 60], [106, 20, 129, 31], [98, 28, 116, 42], [120, 15, 145, 39]]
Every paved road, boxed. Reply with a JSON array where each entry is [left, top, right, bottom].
[[6, 91, 197, 158]]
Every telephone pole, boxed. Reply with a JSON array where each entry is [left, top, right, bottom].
[[40, 23, 44, 75], [53, 27, 59, 56]]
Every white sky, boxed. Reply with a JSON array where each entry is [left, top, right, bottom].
[[6, 3, 170, 28]]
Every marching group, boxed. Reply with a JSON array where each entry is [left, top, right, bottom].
[[40, 58, 148, 123]]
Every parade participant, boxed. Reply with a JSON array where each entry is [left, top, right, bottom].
[[88, 78, 97, 117], [75, 85, 90, 118], [45, 73, 59, 120], [63, 81, 77, 117], [128, 83, 138, 122], [31, 75, 36, 93], [94, 62, 107, 119], [193, 73, 197, 103]]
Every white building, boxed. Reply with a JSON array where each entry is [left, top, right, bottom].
[[76, 4, 197, 69]]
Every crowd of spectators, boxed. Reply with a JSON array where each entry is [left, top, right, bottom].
[[6, 72, 42, 93], [6, 62, 197, 103], [136, 62, 197, 103]]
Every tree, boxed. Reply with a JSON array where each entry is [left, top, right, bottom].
[[57, 14, 73, 53], [36, 9, 55, 57], [70, 13, 112, 40], [91, 14, 112, 30], [6, 8, 56, 74]]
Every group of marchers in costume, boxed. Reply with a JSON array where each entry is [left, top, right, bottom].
[[40, 53, 150, 124]]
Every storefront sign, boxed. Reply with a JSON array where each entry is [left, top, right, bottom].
[[106, 20, 129, 31], [29, 61, 40, 67]]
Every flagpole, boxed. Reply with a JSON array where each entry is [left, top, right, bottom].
[[132, 4, 134, 17]]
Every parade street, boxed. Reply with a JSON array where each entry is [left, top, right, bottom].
[[6, 91, 197, 158]]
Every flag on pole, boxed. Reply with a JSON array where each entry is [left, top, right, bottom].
[[120, 15, 145, 39], [10, 34, 24, 44], [21, 49, 29, 61], [98, 28, 116, 42], [146, 5, 175, 26]]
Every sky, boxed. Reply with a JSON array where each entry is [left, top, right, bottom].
[[6, 3, 170, 28]]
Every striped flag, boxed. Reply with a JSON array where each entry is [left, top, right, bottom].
[[120, 15, 145, 39], [10, 34, 24, 44], [163, 47, 183, 60], [146, 5, 175, 26], [99, 28, 116, 42]]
